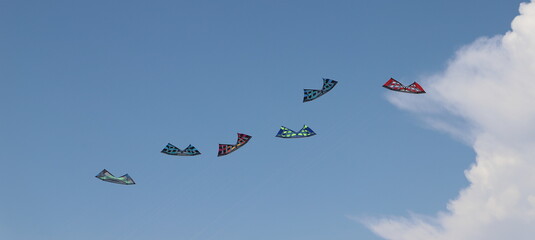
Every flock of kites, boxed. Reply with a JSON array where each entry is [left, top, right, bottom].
[[96, 78, 426, 185]]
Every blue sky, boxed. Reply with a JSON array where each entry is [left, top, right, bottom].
[[0, 1, 526, 239]]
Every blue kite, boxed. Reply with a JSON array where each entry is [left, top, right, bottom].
[[303, 78, 338, 102], [161, 143, 201, 156]]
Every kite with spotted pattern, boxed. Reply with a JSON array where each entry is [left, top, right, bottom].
[[303, 78, 338, 102], [161, 143, 201, 156]]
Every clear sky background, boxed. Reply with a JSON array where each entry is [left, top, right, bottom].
[[0, 1, 526, 239]]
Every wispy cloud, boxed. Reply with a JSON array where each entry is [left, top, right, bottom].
[[364, 1, 535, 239]]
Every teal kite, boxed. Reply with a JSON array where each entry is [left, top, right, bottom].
[[161, 143, 201, 156], [303, 78, 338, 102], [95, 169, 135, 185]]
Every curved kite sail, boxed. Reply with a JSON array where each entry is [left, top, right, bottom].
[[276, 125, 316, 138], [382, 78, 426, 94], [218, 133, 252, 157], [161, 143, 201, 156], [95, 169, 135, 185], [303, 78, 338, 102]]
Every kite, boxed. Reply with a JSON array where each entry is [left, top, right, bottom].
[[218, 133, 252, 157], [95, 169, 135, 185], [161, 143, 201, 156], [303, 78, 338, 102], [276, 125, 316, 138], [382, 78, 426, 94]]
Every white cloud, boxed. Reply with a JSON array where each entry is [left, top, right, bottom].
[[364, 1, 535, 240]]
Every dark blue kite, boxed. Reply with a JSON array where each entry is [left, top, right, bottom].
[[276, 125, 316, 138]]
